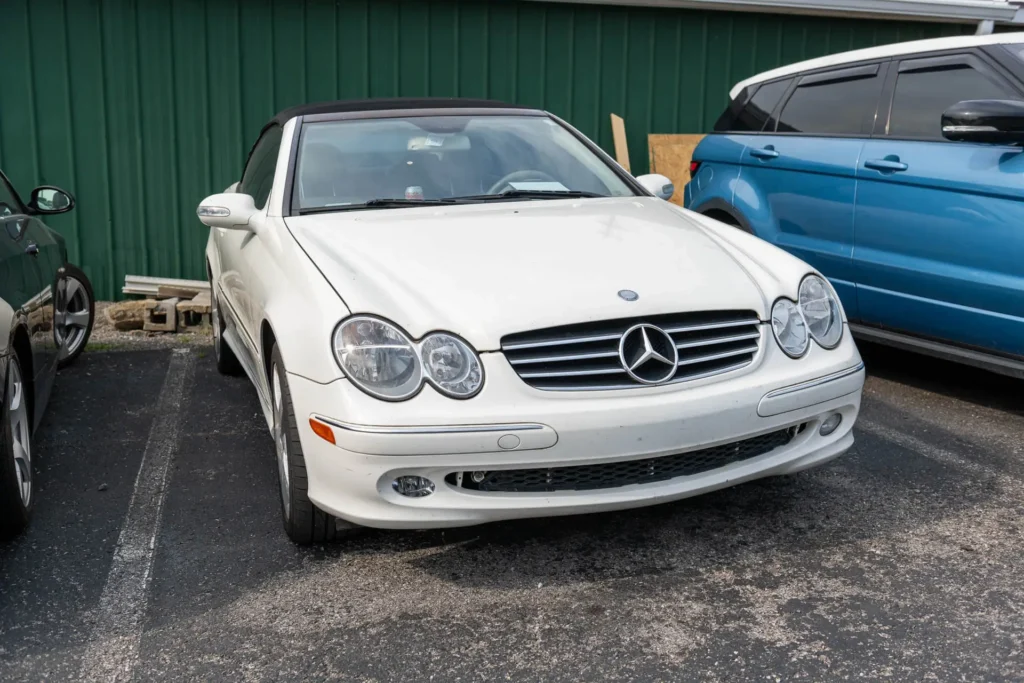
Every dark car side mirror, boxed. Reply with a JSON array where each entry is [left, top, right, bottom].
[[27, 186, 75, 215], [941, 99, 1024, 144]]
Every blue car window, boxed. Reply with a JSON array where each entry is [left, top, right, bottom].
[[776, 69, 882, 135], [736, 79, 792, 132], [889, 64, 1015, 139]]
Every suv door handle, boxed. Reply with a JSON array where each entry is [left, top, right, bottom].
[[864, 158, 908, 173], [750, 146, 779, 160], [24, 243, 39, 256]]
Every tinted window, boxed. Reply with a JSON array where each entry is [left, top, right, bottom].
[[776, 71, 881, 135], [735, 79, 792, 132], [889, 63, 1015, 138], [239, 126, 283, 209]]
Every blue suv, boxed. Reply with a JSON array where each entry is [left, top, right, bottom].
[[685, 33, 1024, 379]]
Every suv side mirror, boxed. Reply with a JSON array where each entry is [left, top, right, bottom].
[[28, 186, 75, 215], [197, 193, 258, 231], [635, 173, 675, 200], [941, 99, 1024, 144]]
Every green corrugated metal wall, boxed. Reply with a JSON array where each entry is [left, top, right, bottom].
[[0, 0, 970, 299]]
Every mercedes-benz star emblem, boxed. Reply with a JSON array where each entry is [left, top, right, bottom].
[[618, 324, 679, 384], [618, 289, 639, 302]]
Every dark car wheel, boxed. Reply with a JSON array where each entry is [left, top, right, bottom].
[[0, 355, 33, 539], [210, 282, 243, 376], [270, 344, 360, 545], [54, 264, 95, 369]]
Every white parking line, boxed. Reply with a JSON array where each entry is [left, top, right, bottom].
[[78, 349, 196, 683]]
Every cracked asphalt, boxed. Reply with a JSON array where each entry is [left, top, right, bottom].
[[1, 342, 1022, 681]]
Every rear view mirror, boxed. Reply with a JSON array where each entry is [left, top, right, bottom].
[[197, 193, 258, 231], [941, 99, 1024, 144], [635, 173, 675, 200], [28, 186, 75, 215]]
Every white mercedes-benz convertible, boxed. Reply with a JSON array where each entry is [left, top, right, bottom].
[[198, 98, 865, 544]]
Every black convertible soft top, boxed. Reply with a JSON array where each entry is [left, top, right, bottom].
[[269, 97, 538, 128]]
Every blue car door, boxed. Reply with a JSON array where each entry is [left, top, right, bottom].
[[736, 62, 888, 317], [852, 51, 1024, 356]]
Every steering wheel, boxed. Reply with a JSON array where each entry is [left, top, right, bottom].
[[486, 170, 558, 195]]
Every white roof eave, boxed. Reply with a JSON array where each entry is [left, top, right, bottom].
[[522, 0, 1023, 24]]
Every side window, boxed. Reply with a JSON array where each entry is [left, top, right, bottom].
[[239, 126, 283, 210], [888, 60, 1016, 139], [713, 79, 792, 133], [776, 66, 883, 135], [734, 79, 792, 132]]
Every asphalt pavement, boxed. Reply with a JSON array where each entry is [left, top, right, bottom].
[[1, 342, 1022, 682]]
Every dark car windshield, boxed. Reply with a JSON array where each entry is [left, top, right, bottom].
[[292, 115, 635, 213]]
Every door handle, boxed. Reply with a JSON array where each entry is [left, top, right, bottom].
[[864, 158, 908, 173], [24, 243, 39, 256], [750, 146, 779, 160]]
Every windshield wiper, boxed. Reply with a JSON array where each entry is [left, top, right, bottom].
[[454, 190, 606, 202], [298, 198, 460, 215]]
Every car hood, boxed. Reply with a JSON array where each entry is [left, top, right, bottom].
[[285, 198, 772, 351]]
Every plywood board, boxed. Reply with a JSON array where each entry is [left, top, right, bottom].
[[648, 134, 706, 206], [610, 113, 630, 172]]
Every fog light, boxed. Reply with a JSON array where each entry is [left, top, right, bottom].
[[392, 476, 435, 498], [819, 413, 842, 436]]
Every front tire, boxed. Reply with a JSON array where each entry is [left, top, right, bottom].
[[270, 345, 357, 544], [55, 264, 95, 369], [0, 355, 34, 539]]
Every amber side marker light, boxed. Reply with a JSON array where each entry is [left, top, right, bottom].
[[309, 417, 336, 445]]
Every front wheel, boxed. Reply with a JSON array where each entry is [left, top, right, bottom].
[[270, 345, 359, 544], [0, 355, 34, 539], [54, 264, 95, 369]]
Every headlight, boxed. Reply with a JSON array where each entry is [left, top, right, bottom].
[[771, 298, 809, 358], [798, 275, 843, 348], [332, 317, 484, 400], [333, 317, 422, 400], [420, 333, 483, 398]]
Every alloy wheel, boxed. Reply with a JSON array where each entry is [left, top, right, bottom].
[[272, 364, 291, 518], [7, 360, 31, 508], [54, 276, 91, 360]]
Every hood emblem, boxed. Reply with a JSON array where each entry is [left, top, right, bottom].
[[618, 289, 639, 302], [619, 324, 679, 385]]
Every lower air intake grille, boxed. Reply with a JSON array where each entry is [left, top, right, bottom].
[[501, 310, 762, 391], [448, 426, 800, 493]]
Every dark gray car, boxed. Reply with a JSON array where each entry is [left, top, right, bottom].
[[0, 169, 94, 539]]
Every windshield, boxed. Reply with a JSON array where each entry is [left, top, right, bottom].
[[292, 115, 636, 212]]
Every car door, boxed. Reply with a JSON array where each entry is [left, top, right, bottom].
[[216, 124, 282, 363], [0, 174, 57, 418], [852, 51, 1024, 356], [738, 62, 888, 319]]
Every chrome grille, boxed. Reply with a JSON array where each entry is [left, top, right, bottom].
[[502, 311, 762, 391]]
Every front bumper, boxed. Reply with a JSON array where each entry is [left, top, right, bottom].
[[286, 327, 864, 529]]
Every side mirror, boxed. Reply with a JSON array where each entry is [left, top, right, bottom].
[[941, 99, 1024, 144], [635, 173, 675, 201], [28, 186, 75, 215], [197, 193, 258, 231]]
